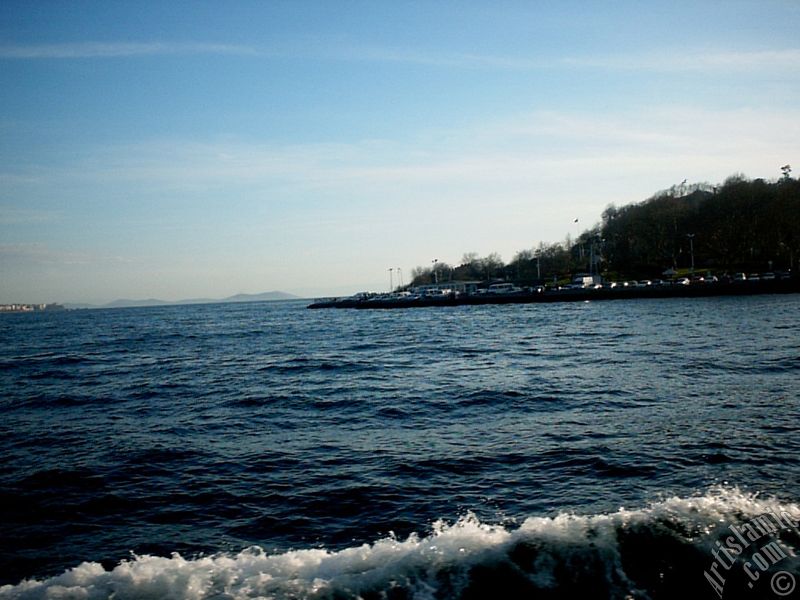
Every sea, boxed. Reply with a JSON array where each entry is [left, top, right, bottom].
[[0, 295, 798, 599]]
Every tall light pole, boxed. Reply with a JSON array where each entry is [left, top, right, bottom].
[[588, 236, 603, 277], [687, 234, 695, 274], [388, 268, 393, 292], [598, 238, 605, 278], [397, 267, 403, 289], [573, 218, 582, 263], [432, 259, 438, 284]]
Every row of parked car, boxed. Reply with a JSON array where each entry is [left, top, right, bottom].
[[596, 271, 792, 288], [560, 271, 792, 291], [733, 271, 792, 281]]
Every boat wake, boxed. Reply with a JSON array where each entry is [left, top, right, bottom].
[[2, 487, 799, 599]]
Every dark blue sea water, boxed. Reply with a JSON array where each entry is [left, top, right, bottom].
[[1, 296, 798, 599]]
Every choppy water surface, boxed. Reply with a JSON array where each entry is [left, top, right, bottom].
[[0, 296, 798, 598]]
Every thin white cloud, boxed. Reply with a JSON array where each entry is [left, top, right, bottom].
[[0, 243, 133, 266], [0, 41, 258, 59], [0, 173, 44, 186], [0, 39, 533, 66], [323, 44, 551, 70], [0, 206, 61, 225], [561, 48, 800, 72], [0, 243, 85, 265], [334, 44, 800, 73], [3, 39, 797, 75]]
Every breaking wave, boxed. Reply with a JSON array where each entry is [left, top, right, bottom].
[[2, 487, 798, 599]]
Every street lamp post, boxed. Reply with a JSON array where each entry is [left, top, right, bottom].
[[573, 218, 583, 263], [388, 268, 393, 292], [432, 259, 438, 284], [588, 236, 604, 277], [687, 234, 695, 274]]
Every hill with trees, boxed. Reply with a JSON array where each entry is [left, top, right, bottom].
[[409, 168, 799, 287]]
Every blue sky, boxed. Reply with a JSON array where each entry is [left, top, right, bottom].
[[1, 1, 799, 303]]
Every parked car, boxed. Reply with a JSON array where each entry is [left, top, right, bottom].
[[487, 283, 522, 294], [761, 272, 776, 281], [677, 277, 691, 285]]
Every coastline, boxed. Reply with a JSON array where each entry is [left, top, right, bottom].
[[308, 278, 800, 309]]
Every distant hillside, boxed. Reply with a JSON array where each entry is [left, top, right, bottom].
[[65, 291, 298, 309]]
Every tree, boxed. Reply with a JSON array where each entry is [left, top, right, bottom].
[[479, 253, 504, 281]]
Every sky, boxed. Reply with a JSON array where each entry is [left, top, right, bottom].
[[1, 0, 799, 303]]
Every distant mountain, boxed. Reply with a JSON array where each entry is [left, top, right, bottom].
[[65, 291, 298, 310]]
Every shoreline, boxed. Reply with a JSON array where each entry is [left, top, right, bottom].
[[308, 279, 800, 309]]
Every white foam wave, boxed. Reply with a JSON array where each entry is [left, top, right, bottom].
[[2, 487, 798, 600]]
